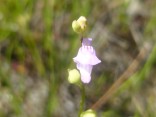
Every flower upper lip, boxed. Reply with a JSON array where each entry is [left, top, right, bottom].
[[73, 38, 101, 65]]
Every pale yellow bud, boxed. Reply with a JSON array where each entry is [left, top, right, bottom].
[[72, 20, 82, 33], [77, 16, 87, 32], [80, 109, 97, 117], [68, 69, 80, 84]]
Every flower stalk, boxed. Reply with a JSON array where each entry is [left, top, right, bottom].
[[69, 16, 101, 116], [78, 84, 86, 117]]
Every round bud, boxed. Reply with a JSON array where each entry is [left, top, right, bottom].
[[77, 16, 87, 32], [80, 109, 97, 117], [68, 69, 80, 84], [72, 20, 82, 33]]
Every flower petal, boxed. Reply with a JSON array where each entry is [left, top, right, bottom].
[[76, 63, 93, 83], [73, 46, 101, 65], [73, 38, 101, 83]]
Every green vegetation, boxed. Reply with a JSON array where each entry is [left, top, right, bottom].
[[0, 0, 156, 117]]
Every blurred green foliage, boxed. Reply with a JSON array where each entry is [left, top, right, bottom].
[[0, 0, 156, 117]]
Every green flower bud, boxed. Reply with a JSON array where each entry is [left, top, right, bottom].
[[68, 69, 80, 84], [77, 16, 87, 32], [80, 109, 97, 117], [72, 20, 82, 34]]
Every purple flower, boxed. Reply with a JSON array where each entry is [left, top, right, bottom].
[[73, 38, 101, 83]]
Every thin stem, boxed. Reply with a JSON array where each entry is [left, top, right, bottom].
[[78, 84, 85, 117], [80, 31, 84, 43], [81, 36, 83, 43]]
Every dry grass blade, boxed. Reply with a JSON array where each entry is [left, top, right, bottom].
[[91, 44, 150, 110]]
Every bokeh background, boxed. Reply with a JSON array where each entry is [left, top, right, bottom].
[[0, 0, 156, 117]]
